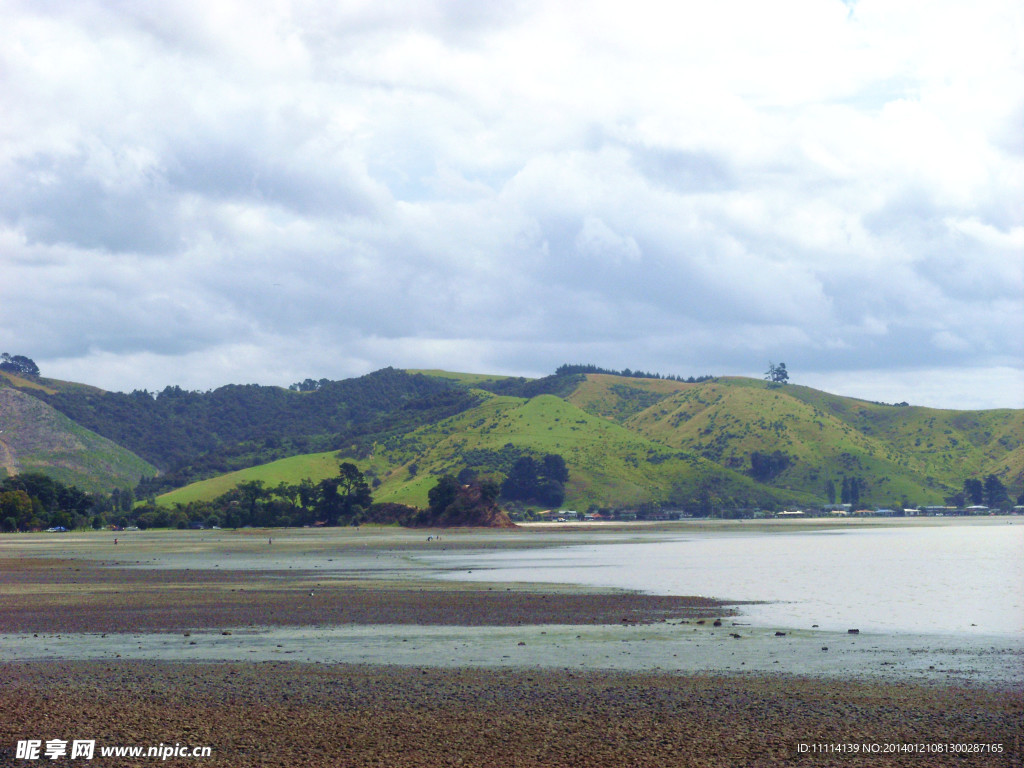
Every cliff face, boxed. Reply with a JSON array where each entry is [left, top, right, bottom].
[[421, 483, 516, 528]]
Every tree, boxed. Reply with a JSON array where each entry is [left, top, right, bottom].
[[288, 378, 322, 392], [420, 476, 512, 527], [236, 480, 267, 522], [500, 454, 567, 507], [111, 487, 134, 514], [274, 481, 300, 511], [427, 475, 460, 515], [501, 457, 539, 501], [764, 361, 789, 385], [297, 478, 318, 523], [478, 478, 501, 505], [963, 478, 984, 506], [824, 478, 837, 504], [542, 454, 569, 483], [983, 475, 1009, 508], [749, 451, 790, 482], [0, 353, 40, 377], [0, 490, 33, 530], [840, 476, 861, 507], [317, 463, 372, 525], [535, 479, 566, 507]]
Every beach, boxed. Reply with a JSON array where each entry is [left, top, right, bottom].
[[1, 522, 1021, 766]]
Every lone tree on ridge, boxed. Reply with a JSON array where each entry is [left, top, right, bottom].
[[764, 361, 789, 385]]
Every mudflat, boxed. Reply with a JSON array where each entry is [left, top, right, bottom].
[[0, 525, 733, 631], [3, 661, 1021, 768], [1, 524, 1021, 767]]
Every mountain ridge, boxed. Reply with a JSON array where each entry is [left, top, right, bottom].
[[2, 367, 1020, 510]]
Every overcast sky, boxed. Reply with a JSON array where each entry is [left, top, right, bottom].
[[2, 0, 1021, 409]]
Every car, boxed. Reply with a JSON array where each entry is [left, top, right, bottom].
[[45, 526, 68, 532]]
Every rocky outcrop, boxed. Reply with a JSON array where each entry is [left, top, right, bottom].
[[415, 482, 516, 528]]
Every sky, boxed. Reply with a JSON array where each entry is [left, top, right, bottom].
[[1, 0, 1022, 410]]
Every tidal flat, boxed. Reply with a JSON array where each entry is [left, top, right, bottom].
[[1, 521, 1021, 766]]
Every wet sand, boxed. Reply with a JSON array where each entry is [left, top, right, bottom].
[[5, 622, 1022, 689], [1, 524, 1022, 766], [0, 546, 733, 633]]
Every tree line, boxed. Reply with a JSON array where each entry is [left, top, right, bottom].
[[1, 472, 127, 532], [555, 363, 715, 383], [30, 368, 479, 498], [2, 447, 574, 532], [36, 368, 462, 472], [949, 475, 1012, 508]]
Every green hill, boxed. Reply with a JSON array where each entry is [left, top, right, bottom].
[[8, 366, 1019, 513], [157, 387, 811, 511], [573, 375, 1019, 506], [369, 391, 791, 509], [155, 451, 349, 507], [0, 383, 157, 493], [780, 384, 1024, 490], [15, 367, 480, 497]]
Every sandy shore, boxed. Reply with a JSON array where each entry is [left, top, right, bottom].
[[1, 523, 1022, 766]]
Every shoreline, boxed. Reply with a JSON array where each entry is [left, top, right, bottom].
[[1, 523, 1020, 689], [3, 523, 1022, 766], [518, 514, 1024, 529]]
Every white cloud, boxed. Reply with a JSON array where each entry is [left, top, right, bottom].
[[574, 216, 642, 266], [798, 366, 1024, 411], [0, 0, 1021, 408]]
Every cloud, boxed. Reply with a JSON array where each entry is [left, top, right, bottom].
[[0, 0, 1021, 409]]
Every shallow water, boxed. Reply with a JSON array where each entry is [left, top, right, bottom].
[[426, 521, 1024, 637], [4, 623, 1021, 687]]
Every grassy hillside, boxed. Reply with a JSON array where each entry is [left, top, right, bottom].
[[159, 390, 805, 511], [15, 366, 1021, 512], [780, 383, 1024, 490], [565, 373, 693, 421], [157, 451, 347, 506], [0, 370, 107, 396], [409, 369, 518, 387], [604, 376, 1020, 506], [21, 368, 477, 498], [0, 384, 157, 493]]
